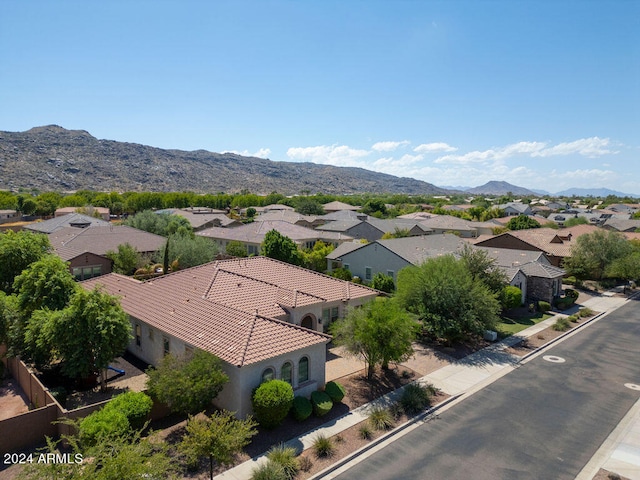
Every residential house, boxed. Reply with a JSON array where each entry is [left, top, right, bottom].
[[326, 234, 564, 304], [24, 213, 112, 234], [197, 220, 353, 256], [0, 209, 19, 224], [317, 216, 430, 242], [498, 202, 533, 217], [156, 208, 240, 231], [602, 218, 640, 233], [417, 215, 479, 238], [81, 256, 379, 417], [48, 225, 166, 280], [322, 201, 360, 213], [254, 210, 325, 229], [55, 206, 111, 221]]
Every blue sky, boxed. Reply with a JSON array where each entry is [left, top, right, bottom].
[[1, 1, 638, 195]]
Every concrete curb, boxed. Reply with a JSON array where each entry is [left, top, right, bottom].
[[308, 393, 463, 480]]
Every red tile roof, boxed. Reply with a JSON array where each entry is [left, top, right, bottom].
[[81, 263, 331, 367]]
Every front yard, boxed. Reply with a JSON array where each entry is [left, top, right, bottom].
[[496, 308, 553, 337]]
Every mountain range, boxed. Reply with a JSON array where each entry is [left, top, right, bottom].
[[0, 126, 636, 199]]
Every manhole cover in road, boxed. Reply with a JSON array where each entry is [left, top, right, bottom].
[[543, 355, 566, 363], [624, 383, 640, 391]]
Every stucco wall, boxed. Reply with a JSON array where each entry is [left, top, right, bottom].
[[329, 242, 410, 282]]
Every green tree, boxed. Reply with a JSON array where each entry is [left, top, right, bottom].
[[160, 232, 219, 270], [300, 241, 334, 272], [180, 411, 257, 480], [396, 255, 501, 344], [564, 230, 633, 280], [460, 244, 507, 294], [20, 198, 37, 216], [0, 292, 19, 350], [295, 198, 325, 216], [362, 199, 387, 217], [564, 216, 589, 227], [48, 287, 132, 388], [370, 272, 395, 293], [246, 207, 257, 218], [124, 210, 192, 237], [506, 215, 541, 230], [330, 267, 353, 281], [106, 243, 145, 275], [606, 249, 640, 282], [261, 230, 301, 265], [0, 230, 51, 293], [330, 297, 418, 379], [13, 255, 78, 318], [226, 240, 248, 257], [146, 350, 229, 415]]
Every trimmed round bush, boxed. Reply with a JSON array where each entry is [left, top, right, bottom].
[[292, 396, 312, 421], [105, 391, 153, 430], [310, 391, 333, 417], [324, 381, 345, 403], [252, 380, 294, 429], [79, 408, 130, 447], [538, 301, 551, 313]]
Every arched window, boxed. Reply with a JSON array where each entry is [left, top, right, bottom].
[[261, 367, 275, 383], [298, 357, 309, 384], [281, 362, 292, 385]]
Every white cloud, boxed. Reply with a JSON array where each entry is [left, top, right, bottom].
[[371, 140, 410, 152], [286, 145, 370, 167], [373, 154, 424, 168], [222, 147, 271, 158], [532, 137, 616, 158], [413, 142, 457, 154]]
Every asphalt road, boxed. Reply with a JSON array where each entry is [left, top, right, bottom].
[[332, 298, 640, 480]]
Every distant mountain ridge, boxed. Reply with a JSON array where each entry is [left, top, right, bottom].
[[464, 181, 539, 196], [0, 125, 449, 195]]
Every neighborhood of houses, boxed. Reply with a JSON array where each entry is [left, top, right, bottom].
[[1, 196, 640, 461]]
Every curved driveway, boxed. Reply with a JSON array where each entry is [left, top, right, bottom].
[[332, 298, 640, 480]]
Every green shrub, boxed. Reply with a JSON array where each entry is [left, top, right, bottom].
[[359, 424, 373, 440], [538, 301, 551, 312], [310, 391, 333, 417], [312, 434, 335, 458], [564, 276, 577, 286], [292, 396, 312, 421], [105, 391, 153, 430], [555, 298, 575, 310], [564, 288, 579, 300], [78, 408, 130, 447], [552, 317, 571, 332], [324, 381, 346, 403], [568, 314, 579, 323], [252, 380, 294, 429], [368, 406, 394, 431], [400, 383, 433, 415], [578, 307, 594, 318], [266, 444, 299, 480], [251, 460, 287, 480]]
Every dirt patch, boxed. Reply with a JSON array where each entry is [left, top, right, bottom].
[[0, 377, 30, 420]]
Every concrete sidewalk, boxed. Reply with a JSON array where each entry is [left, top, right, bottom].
[[215, 292, 636, 480]]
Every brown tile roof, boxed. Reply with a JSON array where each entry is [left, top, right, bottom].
[[49, 225, 166, 259], [81, 265, 330, 367], [197, 220, 352, 244]]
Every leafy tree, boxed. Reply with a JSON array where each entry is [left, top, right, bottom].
[[106, 243, 145, 275], [330, 267, 353, 281], [381, 228, 411, 239], [563, 230, 633, 280], [48, 287, 132, 388], [460, 244, 507, 294], [505, 215, 541, 230], [564, 216, 589, 227], [607, 250, 640, 282], [124, 210, 192, 237], [330, 297, 418, 379], [180, 411, 257, 480], [261, 230, 301, 265], [13, 255, 78, 318], [0, 291, 19, 350], [226, 240, 248, 257], [362, 199, 387, 217], [295, 198, 325, 216], [0, 230, 51, 293], [500, 285, 523, 310], [21, 198, 37, 216], [370, 272, 395, 293], [396, 255, 501, 344], [159, 232, 219, 270], [146, 350, 229, 415], [246, 207, 257, 218], [300, 241, 334, 272]]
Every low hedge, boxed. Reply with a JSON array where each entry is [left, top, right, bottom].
[[292, 396, 312, 421], [324, 381, 345, 403], [538, 301, 551, 312], [311, 391, 333, 417], [105, 391, 153, 430]]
